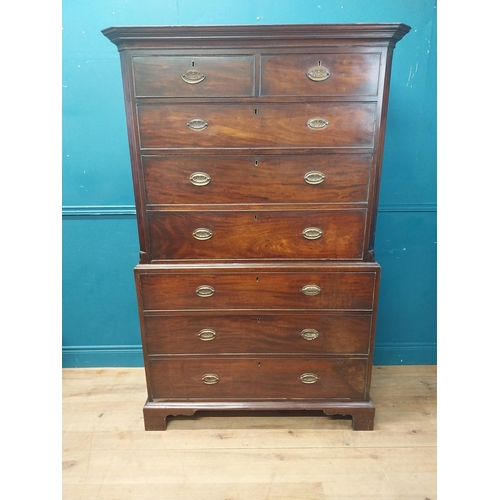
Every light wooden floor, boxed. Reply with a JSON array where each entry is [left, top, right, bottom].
[[63, 365, 436, 500]]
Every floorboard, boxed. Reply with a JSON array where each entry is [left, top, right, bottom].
[[62, 365, 436, 500]]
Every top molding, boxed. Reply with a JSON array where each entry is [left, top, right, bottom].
[[102, 23, 411, 50]]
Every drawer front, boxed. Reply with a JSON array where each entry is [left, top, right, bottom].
[[261, 53, 380, 96], [132, 55, 255, 97], [137, 102, 376, 149], [144, 313, 372, 355], [147, 209, 366, 260], [148, 357, 368, 400], [137, 270, 377, 311], [143, 154, 372, 205]]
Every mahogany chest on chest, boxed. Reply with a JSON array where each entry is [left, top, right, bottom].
[[103, 23, 410, 430]]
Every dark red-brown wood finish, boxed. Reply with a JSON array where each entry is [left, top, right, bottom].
[[103, 23, 410, 430]]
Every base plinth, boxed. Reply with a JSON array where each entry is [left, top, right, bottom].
[[143, 399, 375, 431]]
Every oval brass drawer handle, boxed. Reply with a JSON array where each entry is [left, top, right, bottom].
[[181, 69, 206, 84], [187, 118, 208, 130], [307, 117, 329, 130], [195, 285, 215, 297], [306, 65, 331, 82], [198, 328, 217, 341], [201, 373, 220, 385], [192, 228, 213, 240], [300, 373, 319, 384], [301, 284, 321, 296], [301, 328, 320, 340], [304, 171, 325, 185], [189, 172, 211, 186], [302, 227, 323, 240]]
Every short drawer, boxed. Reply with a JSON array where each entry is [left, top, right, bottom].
[[147, 209, 366, 260], [143, 154, 372, 205], [144, 312, 373, 355], [132, 55, 255, 97], [261, 52, 380, 96], [148, 356, 368, 400], [136, 266, 378, 311], [137, 102, 376, 149]]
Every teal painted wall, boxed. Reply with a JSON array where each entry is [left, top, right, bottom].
[[62, 0, 437, 367]]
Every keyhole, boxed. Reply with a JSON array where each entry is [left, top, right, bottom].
[[318, 60, 322, 66], [257, 318, 260, 323], [254, 215, 257, 220], [256, 277, 259, 282], [255, 160, 258, 166], [258, 362, 261, 367], [254, 108, 259, 115], [191, 61, 195, 67]]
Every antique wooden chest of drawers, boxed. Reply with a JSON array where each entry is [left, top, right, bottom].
[[103, 23, 410, 430]]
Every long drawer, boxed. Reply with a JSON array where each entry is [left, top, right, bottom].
[[142, 154, 372, 205], [143, 312, 373, 355], [148, 356, 368, 400], [135, 265, 379, 311], [147, 209, 366, 260], [137, 102, 376, 149]]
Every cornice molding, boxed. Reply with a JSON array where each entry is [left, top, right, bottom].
[[102, 23, 411, 50]]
